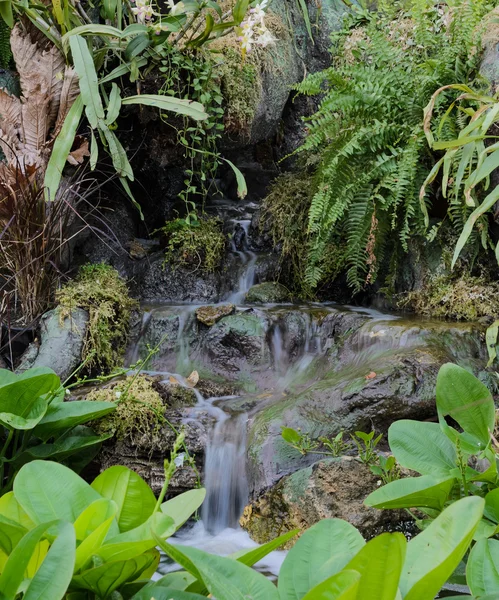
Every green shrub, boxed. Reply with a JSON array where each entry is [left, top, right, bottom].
[[292, 0, 494, 293], [57, 264, 137, 375], [157, 217, 226, 273]]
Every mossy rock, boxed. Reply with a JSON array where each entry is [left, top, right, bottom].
[[196, 304, 235, 326], [246, 282, 290, 304]]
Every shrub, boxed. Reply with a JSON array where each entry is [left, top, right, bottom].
[[157, 217, 227, 274], [57, 264, 137, 374]]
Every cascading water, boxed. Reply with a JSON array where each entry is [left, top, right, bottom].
[[227, 219, 258, 304]]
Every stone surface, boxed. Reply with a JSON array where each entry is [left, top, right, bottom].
[[246, 317, 486, 496], [246, 281, 291, 303], [241, 457, 410, 545], [17, 307, 88, 381], [196, 304, 235, 327]]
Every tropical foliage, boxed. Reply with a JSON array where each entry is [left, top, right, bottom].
[[290, 0, 496, 294], [0, 367, 115, 495]]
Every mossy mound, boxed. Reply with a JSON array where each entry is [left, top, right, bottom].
[[87, 375, 166, 444], [57, 264, 137, 374], [196, 304, 235, 326], [399, 274, 499, 321], [156, 217, 226, 274]]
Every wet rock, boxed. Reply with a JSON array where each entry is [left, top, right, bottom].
[[139, 254, 221, 302], [241, 457, 410, 545], [196, 304, 235, 327], [246, 282, 290, 303], [98, 407, 215, 496], [17, 307, 88, 381], [152, 380, 198, 408], [202, 310, 271, 377], [247, 318, 486, 495]]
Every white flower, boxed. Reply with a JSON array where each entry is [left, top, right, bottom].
[[65, 389, 71, 396], [377, 480, 382, 487], [115, 391, 122, 399], [131, 0, 154, 23], [174, 453, 185, 468], [256, 28, 275, 47], [166, 0, 186, 15], [250, 4, 266, 23], [240, 33, 253, 52]]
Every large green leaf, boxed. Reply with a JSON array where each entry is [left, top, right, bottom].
[[121, 94, 208, 120], [132, 588, 207, 600], [343, 532, 406, 599], [0, 492, 34, 529], [74, 500, 118, 572], [91, 466, 156, 532], [14, 460, 100, 524], [400, 496, 484, 600], [33, 400, 116, 441], [467, 538, 499, 596], [161, 488, 206, 530], [0, 368, 60, 430], [388, 421, 457, 477], [232, 529, 299, 566], [364, 475, 455, 510], [72, 551, 157, 597], [69, 35, 105, 129], [436, 364, 495, 446], [0, 515, 28, 555], [23, 521, 75, 600], [161, 544, 280, 600], [44, 96, 83, 202], [0, 521, 58, 598], [485, 488, 499, 523], [278, 519, 365, 600], [301, 571, 360, 600]]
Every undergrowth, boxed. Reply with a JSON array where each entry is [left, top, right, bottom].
[[87, 376, 166, 443], [156, 217, 226, 273], [287, 0, 496, 295], [57, 264, 137, 374]]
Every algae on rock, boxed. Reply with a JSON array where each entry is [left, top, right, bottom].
[[57, 264, 137, 374]]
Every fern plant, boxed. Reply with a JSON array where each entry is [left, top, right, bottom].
[[295, 0, 496, 293]]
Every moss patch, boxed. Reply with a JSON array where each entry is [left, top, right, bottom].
[[57, 264, 137, 374], [156, 217, 226, 273], [399, 273, 499, 321], [87, 375, 166, 444]]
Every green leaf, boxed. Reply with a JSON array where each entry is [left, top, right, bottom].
[[90, 130, 98, 170], [23, 522, 76, 600], [232, 0, 249, 23], [388, 421, 457, 477], [160, 544, 280, 600], [0, 1, 14, 28], [485, 488, 499, 523], [0, 515, 28, 554], [0, 368, 60, 430], [232, 529, 299, 566], [436, 363, 495, 447], [99, 58, 148, 84], [124, 33, 151, 61], [32, 400, 115, 441], [121, 94, 208, 121], [69, 35, 105, 129], [132, 588, 206, 600], [278, 519, 365, 600], [467, 538, 499, 596], [0, 521, 59, 598], [223, 158, 247, 199], [72, 551, 157, 597], [301, 571, 360, 600], [100, 124, 134, 179], [343, 533, 406, 599], [486, 320, 499, 367], [400, 496, 484, 600], [14, 460, 100, 524], [0, 491, 34, 529], [91, 465, 156, 532], [106, 83, 122, 126], [364, 475, 455, 510], [161, 488, 206, 530], [281, 427, 301, 445]]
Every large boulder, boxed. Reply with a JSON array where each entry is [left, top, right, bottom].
[[246, 282, 291, 303], [241, 457, 410, 545], [17, 307, 88, 381], [247, 318, 486, 496]]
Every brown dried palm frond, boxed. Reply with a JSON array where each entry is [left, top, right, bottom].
[[0, 22, 81, 173]]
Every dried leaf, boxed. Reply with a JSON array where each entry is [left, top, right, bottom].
[[54, 67, 80, 135], [169, 376, 179, 386], [365, 371, 377, 380], [186, 370, 199, 387], [66, 137, 89, 165]]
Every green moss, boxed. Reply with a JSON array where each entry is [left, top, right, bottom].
[[399, 273, 499, 321], [157, 217, 226, 273], [57, 264, 137, 374], [87, 376, 165, 443], [218, 48, 261, 135], [261, 172, 347, 296]]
